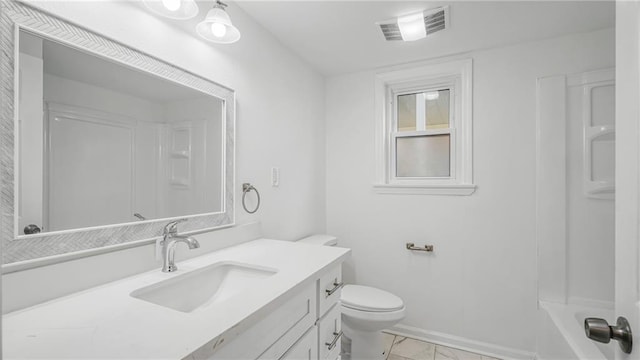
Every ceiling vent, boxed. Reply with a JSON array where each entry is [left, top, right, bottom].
[[378, 6, 449, 41]]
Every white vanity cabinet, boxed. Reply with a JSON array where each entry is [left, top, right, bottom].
[[197, 265, 343, 360], [4, 240, 350, 360]]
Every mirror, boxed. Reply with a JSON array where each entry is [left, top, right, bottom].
[[0, 0, 235, 267], [17, 31, 224, 235]]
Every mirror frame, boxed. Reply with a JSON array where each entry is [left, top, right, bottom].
[[0, 0, 235, 270]]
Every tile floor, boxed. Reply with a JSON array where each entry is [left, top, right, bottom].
[[382, 333, 502, 360]]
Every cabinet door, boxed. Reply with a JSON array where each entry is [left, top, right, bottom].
[[192, 283, 316, 359], [279, 327, 318, 360], [318, 266, 342, 316], [318, 303, 342, 360]]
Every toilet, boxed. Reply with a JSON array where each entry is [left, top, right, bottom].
[[298, 235, 406, 360]]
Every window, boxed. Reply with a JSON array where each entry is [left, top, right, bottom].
[[374, 59, 475, 195]]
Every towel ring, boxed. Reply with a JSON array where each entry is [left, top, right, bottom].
[[242, 183, 261, 214]]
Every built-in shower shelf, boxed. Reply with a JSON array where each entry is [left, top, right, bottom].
[[586, 184, 614, 198], [581, 75, 615, 200], [169, 123, 192, 188]]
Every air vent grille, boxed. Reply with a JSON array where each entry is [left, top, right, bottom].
[[425, 9, 446, 34], [378, 6, 448, 41], [380, 23, 402, 41]]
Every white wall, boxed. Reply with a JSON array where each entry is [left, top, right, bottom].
[[44, 73, 165, 123], [3, 0, 325, 312], [163, 97, 224, 217], [325, 28, 614, 355], [44, 74, 163, 230]]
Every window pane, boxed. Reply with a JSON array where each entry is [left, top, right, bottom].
[[425, 89, 449, 129], [397, 94, 416, 131], [397, 89, 450, 132], [396, 135, 450, 177]]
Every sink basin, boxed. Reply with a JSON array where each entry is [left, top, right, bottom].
[[130, 262, 278, 312]]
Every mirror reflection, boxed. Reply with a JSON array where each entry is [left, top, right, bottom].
[[17, 30, 224, 236]]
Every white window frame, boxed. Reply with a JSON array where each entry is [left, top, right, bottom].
[[374, 58, 475, 195]]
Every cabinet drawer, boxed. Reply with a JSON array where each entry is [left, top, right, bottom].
[[255, 283, 318, 360], [192, 282, 317, 359], [318, 303, 342, 360], [278, 326, 318, 360], [318, 265, 342, 317]]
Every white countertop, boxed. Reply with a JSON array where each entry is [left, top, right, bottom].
[[3, 239, 350, 359]]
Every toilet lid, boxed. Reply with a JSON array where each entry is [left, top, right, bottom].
[[341, 285, 404, 312]]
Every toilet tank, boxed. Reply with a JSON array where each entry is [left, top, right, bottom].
[[297, 234, 338, 246]]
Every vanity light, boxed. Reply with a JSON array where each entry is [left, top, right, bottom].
[[196, 1, 241, 44], [143, 0, 199, 20], [162, 0, 180, 12]]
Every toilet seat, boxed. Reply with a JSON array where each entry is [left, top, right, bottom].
[[341, 303, 406, 322], [341, 285, 404, 312]]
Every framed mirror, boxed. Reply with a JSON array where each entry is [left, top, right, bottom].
[[0, 0, 235, 269]]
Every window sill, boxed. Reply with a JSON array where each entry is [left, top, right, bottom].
[[372, 183, 477, 195]]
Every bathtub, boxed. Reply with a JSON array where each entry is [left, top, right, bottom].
[[538, 301, 614, 360]]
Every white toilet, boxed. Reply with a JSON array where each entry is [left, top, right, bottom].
[[298, 235, 406, 360]]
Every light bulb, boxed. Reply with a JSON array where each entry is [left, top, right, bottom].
[[162, 0, 181, 12], [211, 22, 227, 38]]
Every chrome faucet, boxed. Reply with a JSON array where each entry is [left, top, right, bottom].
[[160, 219, 200, 272]]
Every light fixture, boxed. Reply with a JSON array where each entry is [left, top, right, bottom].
[[377, 6, 448, 42], [142, 0, 199, 20], [397, 12, 426, 41], [196, 1, 241, 44]]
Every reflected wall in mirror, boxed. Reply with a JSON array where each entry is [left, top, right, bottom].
[[0, 0, 235, 267], [17, 31, 224, 235]]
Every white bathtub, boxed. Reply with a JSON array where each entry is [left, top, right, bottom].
[[538, 301, 614, 360]]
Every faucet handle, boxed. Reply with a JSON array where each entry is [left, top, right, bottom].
[[163, 219, 187, 235]]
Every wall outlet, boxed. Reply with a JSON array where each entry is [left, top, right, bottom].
[[271, 167, 280, 187]]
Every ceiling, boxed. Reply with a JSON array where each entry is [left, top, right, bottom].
[[24, 32, 208, 103], [235, 1, 615, 76]]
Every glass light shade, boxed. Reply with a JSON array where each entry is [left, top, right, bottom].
[[196, 7, 241, 44], [143, 0, 199, 20], [397, 12, 426, 41], [162, 0, 181, 12]]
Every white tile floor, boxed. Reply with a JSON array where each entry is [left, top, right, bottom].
[[382, 333, 502, 360]]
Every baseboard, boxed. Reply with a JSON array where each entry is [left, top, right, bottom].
[[386, 324, 536, 360]]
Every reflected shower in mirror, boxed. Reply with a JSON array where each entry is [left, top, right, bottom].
[[17, 30, 224, 236]]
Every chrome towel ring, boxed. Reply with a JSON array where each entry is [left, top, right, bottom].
[[242, 183, 261, 214]]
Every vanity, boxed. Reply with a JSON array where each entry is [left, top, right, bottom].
[[4, 239, 350, 359]]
